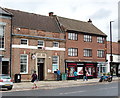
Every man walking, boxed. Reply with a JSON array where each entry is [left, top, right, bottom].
[[56, 69, 61, 81]]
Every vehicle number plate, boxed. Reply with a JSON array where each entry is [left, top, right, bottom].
[[5, 84, 10, 86]]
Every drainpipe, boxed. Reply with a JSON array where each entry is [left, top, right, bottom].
[[10, 15, 13, 77]]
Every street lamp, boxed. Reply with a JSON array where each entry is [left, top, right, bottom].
[[110, 21, 114, 73]]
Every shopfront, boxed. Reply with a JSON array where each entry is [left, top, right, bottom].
[[65, 61, 98, 79], [97, 62, 107, 77], [111, 62, 120, 77]]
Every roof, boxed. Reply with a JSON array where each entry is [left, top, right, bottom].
[[107, 41, 120, 55], [0, 7, 12, 16], [5, 8, 62, 33], [58, 17, 107, 36]]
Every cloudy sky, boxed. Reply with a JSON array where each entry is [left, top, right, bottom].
[[1, 0, 119, 42]]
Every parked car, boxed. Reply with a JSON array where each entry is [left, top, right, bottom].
[[0, 74, 13, 90]]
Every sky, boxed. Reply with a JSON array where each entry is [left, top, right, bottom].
[[1, 0, 119, 42]]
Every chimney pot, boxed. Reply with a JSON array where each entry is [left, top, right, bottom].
[[88, 19, 92, 23], [49, 12, 54, 16]]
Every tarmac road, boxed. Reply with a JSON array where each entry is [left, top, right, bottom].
[[1, 81, 119, 97]]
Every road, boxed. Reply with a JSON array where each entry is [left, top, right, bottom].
[[1, 81, 119, 97]]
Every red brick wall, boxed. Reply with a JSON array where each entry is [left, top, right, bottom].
[[65, 32, 107, 62]]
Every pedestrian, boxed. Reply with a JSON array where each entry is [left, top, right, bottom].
[[83, 70, 88, 81], [56, 69, 61, 81], [31, 71, 38, 89], [73, 71, 78, 81], [110, 68, 114, 81]]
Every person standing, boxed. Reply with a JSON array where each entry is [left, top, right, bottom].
[[31, 71, 38, 89], [74, 71, 78, 80], [56, 69, 61, 81], [83, 70, 88, 81]]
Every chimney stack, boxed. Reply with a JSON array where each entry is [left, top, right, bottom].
[[49, 12, 54, 16], [88, 19, 92, 24]]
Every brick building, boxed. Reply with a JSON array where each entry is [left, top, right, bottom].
[[56, 17, 107, 79], [0, 7, 12, 75], [5, 9, 66, 81]]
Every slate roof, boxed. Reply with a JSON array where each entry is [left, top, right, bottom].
[[5, 8, 62, 33], [58, 17, 107, 36], [0, 7, 12, 16]]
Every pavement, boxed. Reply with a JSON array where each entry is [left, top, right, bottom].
[[4, 77, 120, 91]]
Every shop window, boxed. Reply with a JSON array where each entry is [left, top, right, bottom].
[[20, 54, 28, 74]]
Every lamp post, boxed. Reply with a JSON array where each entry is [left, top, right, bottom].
[[110, 21, 114, 73]]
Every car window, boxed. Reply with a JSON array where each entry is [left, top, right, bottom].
[[0, 75, 11, 79]]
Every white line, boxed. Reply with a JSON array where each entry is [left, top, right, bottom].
[[59, 90, 85, 95]]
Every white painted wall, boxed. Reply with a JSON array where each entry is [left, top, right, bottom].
[[106, 54, 120, 72]]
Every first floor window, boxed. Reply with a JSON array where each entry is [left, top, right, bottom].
[[20, 54, 28, 73], [53, 42, 59, 47], [52, 56, 59, 72], [21, 39, 28, 45], [84, 49, 92, 57], [38, 40, 44, 47], [97, 50, 104, 58], [68, 48, 78, 56]]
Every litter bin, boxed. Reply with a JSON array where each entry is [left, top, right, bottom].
[[61, 73, 67, 80], [14, 74, 21, 83]]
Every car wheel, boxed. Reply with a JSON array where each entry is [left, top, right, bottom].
[[8, 87, 12, 90]]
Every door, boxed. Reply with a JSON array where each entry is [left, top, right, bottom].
[[38, 63, 44, 80], [2, 61, 9, 74], [37, 58, 44, 81]]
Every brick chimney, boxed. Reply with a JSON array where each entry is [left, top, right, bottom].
[[49, 12, 54, 16], [88, 19, 92, 24]]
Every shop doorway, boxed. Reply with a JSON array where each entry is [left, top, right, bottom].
[[37, 58, 44, 81]]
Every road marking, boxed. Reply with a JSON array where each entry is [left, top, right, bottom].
[[59, 90, 85, 95]]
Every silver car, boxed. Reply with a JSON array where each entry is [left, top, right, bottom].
[[0, 74, 13, 90]]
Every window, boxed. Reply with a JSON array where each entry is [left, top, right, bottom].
[[97, 50, 104, 58], [52, 56, 59, 72], [68, 48, 78, 56], [84, 49, 92, 57], [21, 39, 28, 45], [20, 54, 28, 74], [68, 33, 78, 40], [84, 35, 92, 42], [97, 37, 104, 43], [38, 40, 44, 47], [53, 42, 59, 47], [0, 25, 4, 49]]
